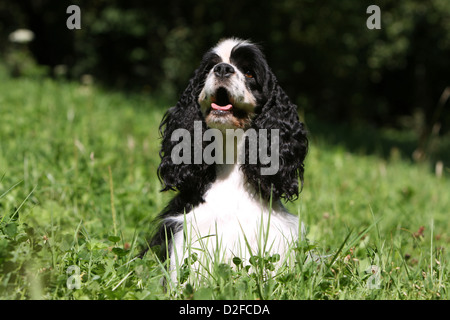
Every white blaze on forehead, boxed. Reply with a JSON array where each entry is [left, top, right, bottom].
[[213, 38, 250, 64]]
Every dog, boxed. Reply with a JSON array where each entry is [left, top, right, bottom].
[[150, 38, 308, 283]]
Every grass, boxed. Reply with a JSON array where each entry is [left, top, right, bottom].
[[0, 72, 449, 300]]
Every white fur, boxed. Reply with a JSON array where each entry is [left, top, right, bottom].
[[213, 38, 250, 64], [166, 163, 299, 283]]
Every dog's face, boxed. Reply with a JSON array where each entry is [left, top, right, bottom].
[[198, 39, 268, 130]]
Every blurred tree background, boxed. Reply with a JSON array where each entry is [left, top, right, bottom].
[[1, 0, 449, 162]]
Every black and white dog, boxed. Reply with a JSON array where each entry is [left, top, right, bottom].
[[151, 38, 308, 281]]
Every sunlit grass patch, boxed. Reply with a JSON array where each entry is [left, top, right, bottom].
[[0, 76, 449, 300]]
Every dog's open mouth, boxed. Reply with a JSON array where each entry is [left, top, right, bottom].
[[203, 86, 253, 129], [210, 87, 233, 114]]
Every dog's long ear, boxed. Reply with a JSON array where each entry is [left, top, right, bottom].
[[242, 70, 308, 202], [158, 59, 216, 198]]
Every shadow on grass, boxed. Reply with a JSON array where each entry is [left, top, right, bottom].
[[305, 116, 450, 170]]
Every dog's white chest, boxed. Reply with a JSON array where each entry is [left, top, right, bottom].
[[167, 164, 299, 279]]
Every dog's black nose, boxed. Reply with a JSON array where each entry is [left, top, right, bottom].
[[214, 63, 235, 78]]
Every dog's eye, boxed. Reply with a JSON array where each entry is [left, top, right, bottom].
[[244, 71, 254, 78]]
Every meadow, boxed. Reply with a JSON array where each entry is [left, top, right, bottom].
[[0, 72, 449, 300]]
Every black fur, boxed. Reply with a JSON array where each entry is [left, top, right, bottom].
[[242, 70, 308, 202]]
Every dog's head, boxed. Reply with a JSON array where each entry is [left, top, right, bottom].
[[158, 38, 308, 202], [197, 38, 268, 131]]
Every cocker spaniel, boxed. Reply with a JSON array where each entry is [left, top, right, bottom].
[[150, 38, 308, 282]]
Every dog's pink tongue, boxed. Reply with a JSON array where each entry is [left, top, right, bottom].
[[211, 103, 232, 111]]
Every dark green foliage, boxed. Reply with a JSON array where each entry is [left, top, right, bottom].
[[1, 0, 449, 130]]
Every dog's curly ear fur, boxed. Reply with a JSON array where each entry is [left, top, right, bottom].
[[157, 60, 216, 198], [242, 70, 308, 202]]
